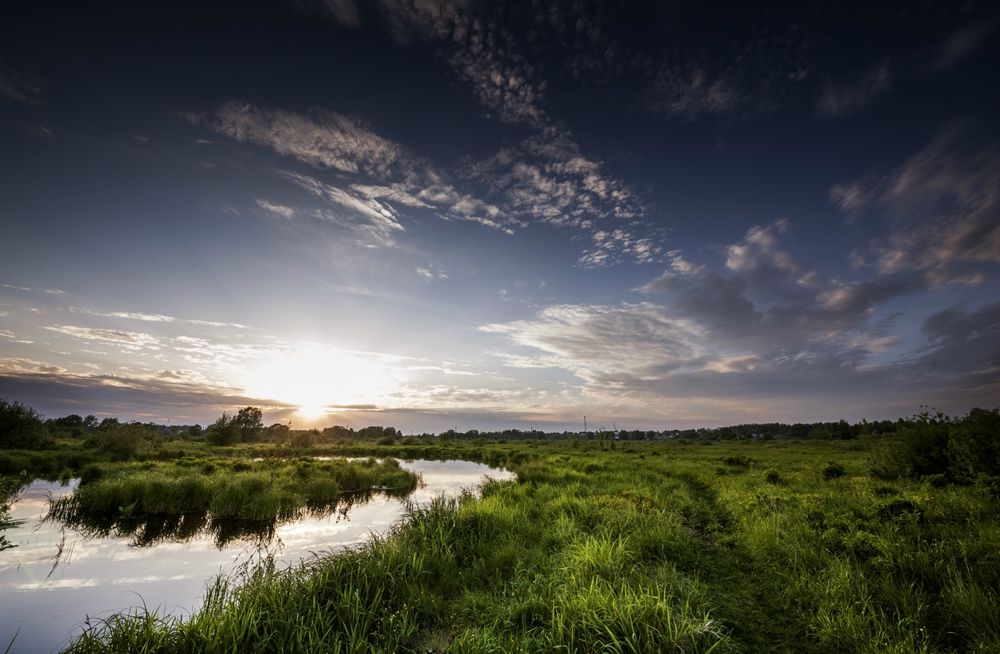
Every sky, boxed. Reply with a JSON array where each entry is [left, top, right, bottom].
[[0, 0, 998, 432]]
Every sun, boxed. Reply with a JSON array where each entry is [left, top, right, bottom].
[[241, 344, 395, 419], [295, 404, 328, 420]]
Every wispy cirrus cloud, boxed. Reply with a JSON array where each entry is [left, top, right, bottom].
[[199, 102, 405, 176], [255, 199, 297, 220], [817, 61, 892, 118], [0, 71, 42, 104], [43, 325, 166, 351], [282, 171, 405, 245], [647, 65, 748, 121], [318, 1, 665, 264], [196, 101, 517, 238], [831, 128, 1000, 285], [932, 23, 994, 72]]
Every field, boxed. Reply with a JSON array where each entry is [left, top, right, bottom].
[[31, 436, 997, 654]]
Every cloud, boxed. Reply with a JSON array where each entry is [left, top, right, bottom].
[[415, 266, 447, 281], [282, 171, 405, 245], [0, 71, 42, 104], [817, 61, 892, 117], [255, 199, 297, 219], [647, 65, 747, 121], [103, 311, 176, 322], [481, 288, 998, 413], [44, 325, 165, 352], [933, 24, 994, 71], [833, 128, 1000, 284], [463, 128, 657, 264], [476, 226, 952, 407], [723, 219, 815, 291], [637, 252, 760, 338], [829, 178, 879, 216], [322, 1, 551, 127], [323, 0, 360, 28], [201, 100, 644, 256], [200, 101, 518, 237], [447, 25, 547, 127], [914, 302, 1000, 378], [578, 229, 664, 268], [481, 303, 704, 383], [0, 369, 278, 423], [205, 102, 405, 176]]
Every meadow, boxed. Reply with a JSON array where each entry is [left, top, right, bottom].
[[40, 433, 998, 654]]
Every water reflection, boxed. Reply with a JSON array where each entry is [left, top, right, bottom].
[[0, 460, 512, 654], [46, 486, 416, 549]]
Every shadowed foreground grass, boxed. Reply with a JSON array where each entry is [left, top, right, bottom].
[[64, 439, 1000, 653]]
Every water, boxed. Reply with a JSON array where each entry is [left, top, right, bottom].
[[0, 459, 512, 653]]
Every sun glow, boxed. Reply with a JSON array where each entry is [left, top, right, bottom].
[[241, 344, 395, 418]]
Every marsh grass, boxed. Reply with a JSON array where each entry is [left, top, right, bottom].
[[46, 457, 418, 547], [61, 439, 1000, 652]]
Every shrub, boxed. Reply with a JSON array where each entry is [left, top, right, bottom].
[[0, 398, 53, 449], [80, 464, 104, 484], [763, 469, 783, 484], [93, 423, 158, 460], [206, 414, 240, 446], [822, 462, 845, 480], [869, 408, 1000, 484]]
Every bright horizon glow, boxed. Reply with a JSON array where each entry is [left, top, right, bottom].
[[240, 344, 398, 419]]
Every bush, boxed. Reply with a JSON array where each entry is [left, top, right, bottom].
[[92, 423, 158, 460], [763, 469, 783, 484], [822, 462, 845, 480], [206, 414, 240, 446], [0, 398, 53, 449], [80, 464, 104, 484], [869, 408, 1000, 484], [947, 408, 1000, 482]]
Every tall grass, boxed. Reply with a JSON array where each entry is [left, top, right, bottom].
[[47, 457, 419, 547]]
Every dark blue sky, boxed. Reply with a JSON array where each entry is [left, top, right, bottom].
[[1, 0, 998, 430]]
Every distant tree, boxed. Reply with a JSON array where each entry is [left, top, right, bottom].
[[188, 424, 203, 438], [83, 415, 98, 431], [60, 414, 84, 428], [264, 422, 290, 441], [97, 417, 120, 432], [0, 398, 53, 449], [92, 422, 157, 460], [206, 413, 240, 446], [232, 407, 263, 441]]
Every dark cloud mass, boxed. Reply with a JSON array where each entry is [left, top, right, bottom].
[[0, 0, 998, 428]]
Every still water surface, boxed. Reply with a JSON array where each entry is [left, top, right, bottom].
[[0, 459, 512, 653]]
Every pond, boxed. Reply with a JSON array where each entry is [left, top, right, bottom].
[[0, 459, 513, 653]]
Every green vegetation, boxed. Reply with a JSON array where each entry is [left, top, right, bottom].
[[3, 399, 998, 652], [0, 475, 23, 552], [65, 434, 999, 653], [48, 457, 419, 547], [0, 397, 53, 449]]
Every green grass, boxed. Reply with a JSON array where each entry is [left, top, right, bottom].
[[47, 457, 418, 547], [42, 438, 1000, 652]]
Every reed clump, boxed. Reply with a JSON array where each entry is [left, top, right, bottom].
[[50, 457, 418, 525]]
